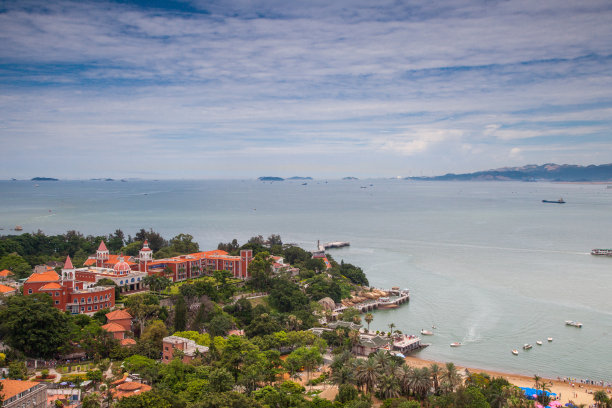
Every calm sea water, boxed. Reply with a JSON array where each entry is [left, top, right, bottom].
[[1, 179, 611, 380]]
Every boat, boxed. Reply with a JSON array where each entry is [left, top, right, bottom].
[[14, 225, 23, 231], [591, 249, 612, 256], [523, 344, 533, 350], [420, 329, 434, 336], [536, 340, 543, 345], [565, 320, 583, 328], [547, 337, 553, 342], [542, 198, 565, 204], [450, 342, 462, 347], [512, 349, 519, 355]]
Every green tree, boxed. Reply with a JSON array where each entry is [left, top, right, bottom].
[[81, 392, 101, 408], [169, 234, 199, 254], [0, 293, 72, 357], [594, 390, 610, 408], [124, 292, 160, 334], [86, 369, 103, 390], [208, 367, 235, 393], [248, 252, 274, 291], [0, 253, 31, 279], [8, 360, 28, 380], [364, 313, 374, 333], [142, 275, 172, 294], [174, 294, 187, 332]]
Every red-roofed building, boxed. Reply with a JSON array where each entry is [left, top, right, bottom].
[[110, 377, 152, 399], [24, 256, 115, 315], [0, 283, 17, 296], [106, 309, 132, 332], [0, 269, 14, 280], [0, 379, 48, 408]]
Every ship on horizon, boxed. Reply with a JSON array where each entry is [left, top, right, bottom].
[[542, 198, 565, 204]]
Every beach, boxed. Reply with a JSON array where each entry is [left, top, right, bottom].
[[404, 355, 611, 406]]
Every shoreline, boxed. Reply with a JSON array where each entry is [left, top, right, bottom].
[[403, 355, 611, 406]]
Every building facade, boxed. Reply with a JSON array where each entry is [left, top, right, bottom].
[[23, 257, 115, 315], [0, 380, 48, 408], [162, 336, 209, 364]]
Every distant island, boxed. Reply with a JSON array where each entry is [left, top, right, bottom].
[[31, 177, 58, 181], [258, 176, 284, 181], [408, 163, 612, 182], [286, 176, 313, 180], [343, 176, 359, 180]]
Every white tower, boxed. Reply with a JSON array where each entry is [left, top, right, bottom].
[[139, 240, 153, 272], [97, 240, 109, 267]]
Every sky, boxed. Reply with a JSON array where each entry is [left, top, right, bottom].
[[1, 0, 612, 179]]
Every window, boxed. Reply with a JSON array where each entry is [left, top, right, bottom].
[[81, 307, 84, 312], [55, 300, 59, 305], [88, 306, 92, 311], [94, 296, 98, 302], [94, 305, 98, 310], [88, 297, 92, 303], [28, 289, 33, 294], [81, 297, 85, 303], [55, 292, 60, 297]]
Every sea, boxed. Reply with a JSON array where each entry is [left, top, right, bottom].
[[1, 179, 611, 381]]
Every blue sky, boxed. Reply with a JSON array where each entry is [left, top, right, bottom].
[[1, 0, 612, 179]]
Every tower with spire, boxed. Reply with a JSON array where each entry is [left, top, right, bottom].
[[96, 240, 109, 267], [139, 240, 152, 272], [62, 255, 75, 289]]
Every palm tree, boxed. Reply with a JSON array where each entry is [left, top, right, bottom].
[[441, 362, 461, 393], [411, 366, 432, 400], [355, 358, 380, 395], [388, 322, 396, 336], [593, 390, 610, 408], [430, 363, 441, 395], [372, 349, 392, 372], [378, 373, 401, 399], [532, 374, 542, 390], [397, 364, 413, 396], [364, 313, 373, 333]]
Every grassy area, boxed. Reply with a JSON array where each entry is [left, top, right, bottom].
[[57, 363, 94, 373], [248, 295, 269, 308], [164, 275, 242, 295]]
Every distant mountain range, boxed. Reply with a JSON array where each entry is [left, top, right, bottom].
[[409, 163, 612, 182]]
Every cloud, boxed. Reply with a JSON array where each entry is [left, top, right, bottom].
[[1, 0, 612, 178]]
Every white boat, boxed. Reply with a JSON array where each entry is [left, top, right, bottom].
[[536, 340, 543, 345], [450, 342, 462, 347], [523, 344, 533, 350], [565, 320, 583, 328], [512, 349, 519, 355], [420, 329, 434, 335], [547, 337, 553, 342]]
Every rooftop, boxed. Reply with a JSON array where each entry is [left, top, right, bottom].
[[106, 309, 132, 321], [25, 270, 59, 283], [0, 283, 17, 294], [0, 379, 44, 401]]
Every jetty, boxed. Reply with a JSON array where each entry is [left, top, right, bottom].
[[333, 288, 410, 314], [317, 240, 350, 251]]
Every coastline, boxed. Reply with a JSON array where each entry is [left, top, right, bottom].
[[403, 355, 611, 406]]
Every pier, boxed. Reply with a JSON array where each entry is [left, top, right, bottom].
[[333, 288, 410, 314], [317, 240, 350, 251]]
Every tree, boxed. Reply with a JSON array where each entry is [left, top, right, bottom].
[[208, 367, 235, 393], [169, 234, 199, 254], [87, 369, 103, 390], [364, 313, 374, 333], [441, 362, 462, 393], [0, 293, 72, 357], [137, 320, 168, 359], [594, 390, 610, 408], [81, 393, 101, 408], [248, 252, 274, 291], [0, 253, 31, 279], [142, 275, 172, 294], [8, 361, 28, 380], [173, 294, 187, 332], [124, 292, 160, 334]]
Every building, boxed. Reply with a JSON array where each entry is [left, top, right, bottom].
[[0, 283, 17, 297], [102, 309, 136, 346], [162, 336, 208, 364], [111, 375, 152, 399], [0, 269, 14, 281], [84, 241, 254, 283], [0, 379, 48, 408], [23, 256, 115, 315], [146, 248, 253, 282]]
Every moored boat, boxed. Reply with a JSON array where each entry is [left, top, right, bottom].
[[565, 320, 583, 328], [14, 225, 23, 231], [450, 342, 462, 347], [512, 349, 519, 355], [547, 337, 553, 342], [536, 340, 543, 345], [542, 198, 565, 204], [420, 329, 433, 336], [523, 344, 533, 350]]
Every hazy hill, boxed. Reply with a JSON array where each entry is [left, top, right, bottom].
[[409, 163, 612, 182]]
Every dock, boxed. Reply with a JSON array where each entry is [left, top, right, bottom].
[[317, 240, 350, 251], [333, 288, 410, 314]]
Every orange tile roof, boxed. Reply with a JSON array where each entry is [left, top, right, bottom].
[[0, 269, 14, 277], [83, 258, 96, 266], [39, 282, 62, 290], [0, 379, 42, 400], [101, 322, 126, 333], [25, 270, 59, 283], [120, 338, 136, 346], [0, 284, 17, 294], [106, 309, 132, 320], [112, 381, 151, 399]]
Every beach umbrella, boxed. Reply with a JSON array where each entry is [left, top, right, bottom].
[[60, 382, 67, 385]]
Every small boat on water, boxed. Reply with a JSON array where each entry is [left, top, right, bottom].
[[14, 225, 23, 231], [542, 198, 565, 204], [450, 342, 462, 347], [591, 249, 612, 256], [536, 340, 543, 345], [547, 337, 553, 342], [523, 344, 533, 350], [565, 320, 583, 328], [420, 329, 434, 336], [512, 349, 519, 355]]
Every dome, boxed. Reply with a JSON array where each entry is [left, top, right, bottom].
[[114, 256, 132, 274]]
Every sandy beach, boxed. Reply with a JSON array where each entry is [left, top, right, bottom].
[[404, 355, 611, 406]]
